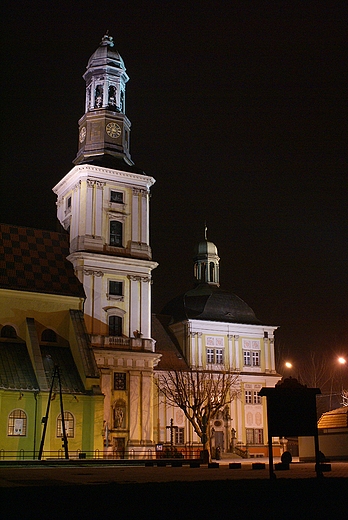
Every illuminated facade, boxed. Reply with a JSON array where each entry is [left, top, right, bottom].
[[53, 35, 160, 455]]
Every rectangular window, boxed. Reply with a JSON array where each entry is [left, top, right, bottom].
[[114, 372, 127, 390], [246, 428, 264, 444], [109, 315, 122, 336], [243, 350, 251, 366], [110, 191, 124, 203], [243, 350, 261, 367], [253, 392, 262, 404], [109, 281, 123, 296], [207, 348, 214, 364], [206, 348, 224, 364], [252, 351, 260, 366], [175, 427, 185, 445], [110, 221, 123, 247], [245, 391, 252, 404]]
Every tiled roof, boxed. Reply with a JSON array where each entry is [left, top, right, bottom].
[[0, 342, 39, 391], [318, 407, 348, 429], [0, 224, 84, 298], [152, 314, 188, 371]]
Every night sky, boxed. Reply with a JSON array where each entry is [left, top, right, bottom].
[[1, 2, 348, 381]]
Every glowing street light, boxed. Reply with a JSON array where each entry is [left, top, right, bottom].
[[338, 357, 346, 365], [285, 362, 292, 369]]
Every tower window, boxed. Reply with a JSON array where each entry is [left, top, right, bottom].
[[109, 315, 122, 336], [110, 191, 123, 203], [109, 281, 123, 296], [108, 85, 117, 110], [114, 372, 126, 390], [110, 221, 123, 247]]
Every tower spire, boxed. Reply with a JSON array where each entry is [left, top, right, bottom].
[[74, 34, 133, 166]]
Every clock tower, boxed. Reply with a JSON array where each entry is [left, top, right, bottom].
[[75, 33, 132, 166], [53, 35, 160, 454]]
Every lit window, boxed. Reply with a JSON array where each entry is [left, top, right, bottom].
[[243, 350, 260, 367], [252, 351, 260, 366], [109, 315, 122, 336], [246, 428, 263, 444], [114, 372, 126, 390], [57, 411, 74, 438], [110, 191, 123, 203], [8, 409, 27, 436], [109, 281, 123, 296], [175, 427, 185, 445], [253, 392, 262, 404], [206, 348, 224, 364], [243, 350, 251, 366], [245, 391, 252, 404], [110, 221, 123, 247]]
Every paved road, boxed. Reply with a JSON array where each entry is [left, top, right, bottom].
[[1, 459, 347, 519], [0, 458, 347, 486]]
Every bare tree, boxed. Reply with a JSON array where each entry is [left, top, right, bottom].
[[155, 369, 240, 461], [298, 350, 333, 391]]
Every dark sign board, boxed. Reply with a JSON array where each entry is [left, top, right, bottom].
[[259, 384, 320, 437]]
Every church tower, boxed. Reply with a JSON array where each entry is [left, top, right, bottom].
[[53, 35, 160, 454]]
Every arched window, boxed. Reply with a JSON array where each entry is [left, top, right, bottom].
[[57, 411, 74, 438], [110, 221, 123, 247], [1, 325, 17, 338], [8, 409, 27, 436], [41, 329, 57, 342], [209, 262, 215, 282], [109, 315, 123, 337]]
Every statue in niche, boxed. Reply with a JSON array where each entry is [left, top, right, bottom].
[[94, 85, 103, 108], [113, 399, 126, 429]]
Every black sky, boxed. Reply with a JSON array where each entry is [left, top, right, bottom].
[[1, 1, 348, 378]]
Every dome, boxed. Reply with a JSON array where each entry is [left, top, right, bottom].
[[86, 33, 126, 72], [195, 240, 218, 256], [161, 283, 260, 325]]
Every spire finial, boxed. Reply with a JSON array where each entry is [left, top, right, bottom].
[[204, 221, 208, 241]]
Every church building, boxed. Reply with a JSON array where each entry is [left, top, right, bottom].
[[0, 34, 281, 459]]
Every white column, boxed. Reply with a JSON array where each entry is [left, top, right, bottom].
[[228, 334, 233, 369], [128, 275, 140, 336], [270, 338, 275, 372], [129, 371, 141, 445], [234, 335, 240, 370], [93, 271, 104, 326], [264, 338, 269, 372], [132, 189, 139, 242], [141, 372, 153, 444], [141, 190, 148, 244], [71, 182, 81, 245], [95, 181, 104, 237], [197, 332, 203, 368], [190, 333, 196, 367], [140, 276, 151, 338], [86, 179, 94, 235]]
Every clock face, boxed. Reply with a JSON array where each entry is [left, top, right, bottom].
[[79, 126, 86, 143], [106, 122, 122, 139]]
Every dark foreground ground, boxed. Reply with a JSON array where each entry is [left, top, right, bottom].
[[1, 478, 347, 519]]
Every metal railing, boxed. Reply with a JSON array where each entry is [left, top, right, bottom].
[[0, 447, 202, 461]]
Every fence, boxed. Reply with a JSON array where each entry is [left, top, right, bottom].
[[0, 447, 202, 461]]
